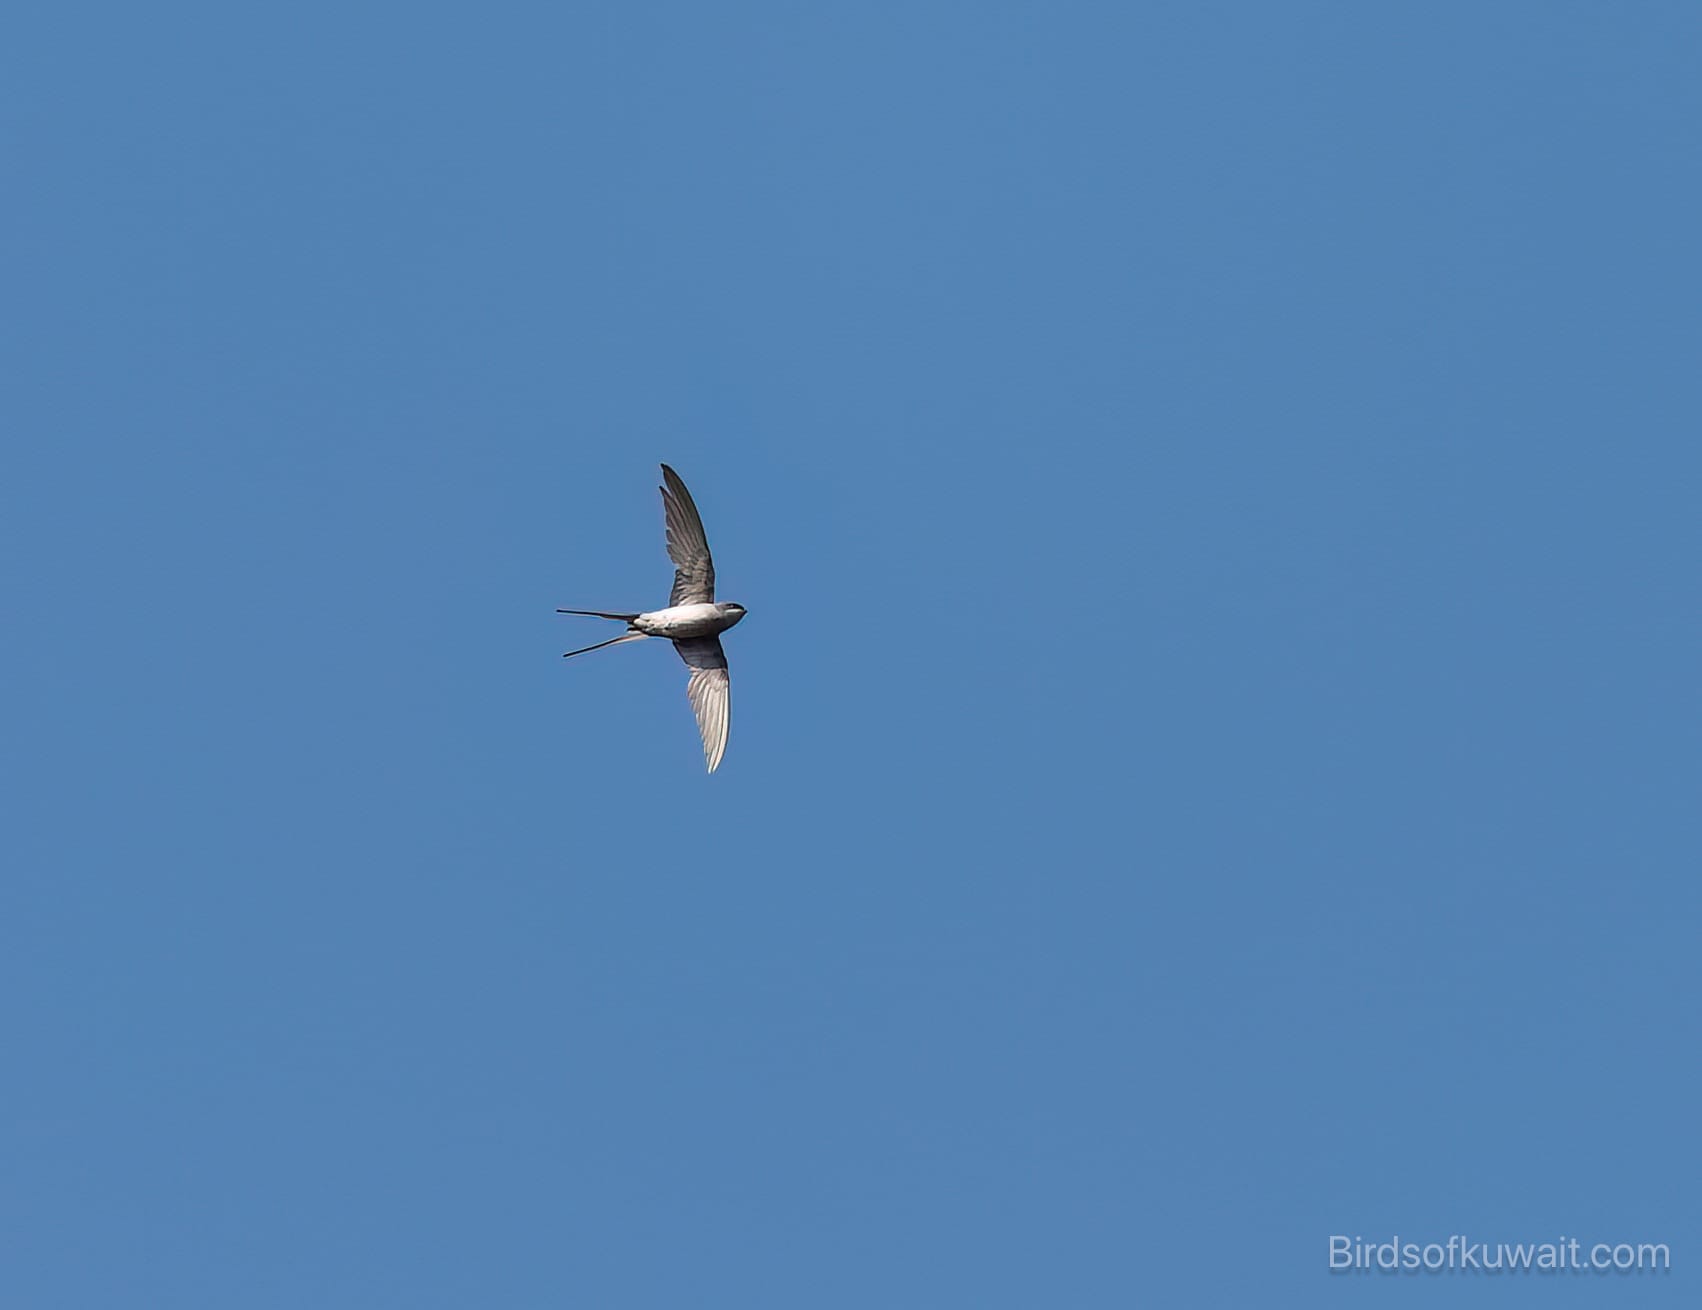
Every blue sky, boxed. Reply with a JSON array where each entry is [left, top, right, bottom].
[[4, 2, 1698, 1305]]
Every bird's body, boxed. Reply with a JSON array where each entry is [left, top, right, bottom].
[[630, 602, 746, 641], [558, 465, 745, 772]]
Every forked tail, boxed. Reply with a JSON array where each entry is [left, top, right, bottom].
[[557, 608, 647, 659]]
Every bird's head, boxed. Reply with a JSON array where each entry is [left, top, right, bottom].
[[720, 602, 747, 628]]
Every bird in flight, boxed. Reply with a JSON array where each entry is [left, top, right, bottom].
[[558, 464, 746, 772]]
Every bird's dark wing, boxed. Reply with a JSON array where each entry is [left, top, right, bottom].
[[674, 636, 729, 773], [660, 464, 716, 606]]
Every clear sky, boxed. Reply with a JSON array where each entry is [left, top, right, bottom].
[[4, 3, 1698, 1306]]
